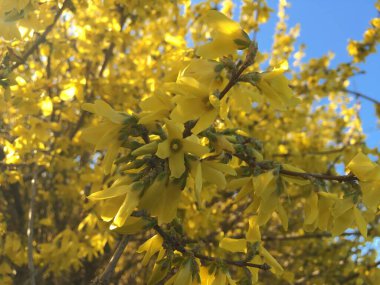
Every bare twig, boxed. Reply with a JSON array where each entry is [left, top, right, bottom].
[[93, 236, 129, 285], [339, 260, 380, 283], [278, 168, 357, 182], [27, 168, 38, 285], [345, 89, 380, 105], [151, 223, 270, 271]]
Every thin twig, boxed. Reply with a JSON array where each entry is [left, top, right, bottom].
[[345, 89, 380, 105], [93, 236, 129, 285], [340, 260, 380, 283], [278, 168, 357, 182], [27, 168, 38, 285], [151, 223, 270, 271]]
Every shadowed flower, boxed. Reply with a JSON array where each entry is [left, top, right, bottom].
[[82, 100, 127, 174], [196, 10, 251, 59], [156, 120, 209, 178]]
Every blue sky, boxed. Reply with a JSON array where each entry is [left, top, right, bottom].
[[193, 0, 379, 149], [255, 0, 379, 149]]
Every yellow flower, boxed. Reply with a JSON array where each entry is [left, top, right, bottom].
[[168, 77, 220, 134], [88, 176, 142, 228], [138, 90, 174, 124], [173, 260, 193, 285], [346, 152, 380, 181], [197, 10, 251, 59], [189, 159, 236, 205], [139, 176, 183, 225], [82, 100, 127, 174], [136, 235, 165, 266], [256, 70, 299, 109], [156, 120, 209, 178]]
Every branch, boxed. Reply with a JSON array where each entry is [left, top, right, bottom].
[[93, 236, 129, 285], [262, 231, 362, 242], [151, 223, 270, 271], [345, 89, 380, 105], [340, 260, 380, 283], [233, 150, 358, 182], [278, 167, 357, 182], [219, 42, 258, 100], [9, 0, 71, 73], [27, 168, 38, 285]]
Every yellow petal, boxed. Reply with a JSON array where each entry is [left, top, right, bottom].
[[113, 189, 141, 227], [347, 152, 380, 181], [165, 120, 184, 139], [246, 216, 261, 242], [353, 207, 367, 238], [103, 141, 120, 174], [156, 140, 171, 159], [88, 185, 130, 200], [317, 194, 335, 231], [191, 109, 218, 135], [212, 271, 227, 285], [259, 245, 283, 275], [219, 237, 247, 253], [202, 164, 226, 188], [94, 100, 126, 124], [332, 208, 354, 236], [173, 261, 193, 285], [281, 164, 310, 185], [137, 235, 164, 266], [257, 192, 278, 226], [169, 151, 186, 178], [140, 181, 182, 225], [277, 203, 288, 231], [182, 139, 209, 157], [197, 38, 237, 59], [203, 161, 236, 176], [304, 192, 319, 225], [100, 196, 124, 222], [228, 177, 251, 189], [361, 181, 380, 211]]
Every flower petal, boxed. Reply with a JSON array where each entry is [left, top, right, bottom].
[[169, 152, 186, 178], [156, 140, 170, 159], [182, 139, 209, 157], [88, 185, 130, 200], [191, 109, 218, 134]]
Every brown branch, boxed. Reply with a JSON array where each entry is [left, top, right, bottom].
[[27, 168, 38, 285], [151, 223, 270, 271], [219, 42, 258, 100], [233, 150, 358, 182], [278, 168, 357, 182], [9, 0, 71, 73], [92, 236, 129, 285], [345, 89, 380, 105], [262, 231, 362, 242], [272, 146, 347, 158], [340, 260, 380, 283]]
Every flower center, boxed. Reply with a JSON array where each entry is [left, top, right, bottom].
[[170, 139, 182, 153]]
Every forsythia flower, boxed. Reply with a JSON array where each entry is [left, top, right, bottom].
[[172, 260, 193, 285], [156, 120, 209, 178], [346, 152, 380, 181], [256, 70, 299, 109], [168, 77, 221, 134], [196, 10, 251, 59], [138, 90, 174, 124], [82, 100, 127, 174], [88, 176, 142, 227], [139, 176, 183, 225]]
